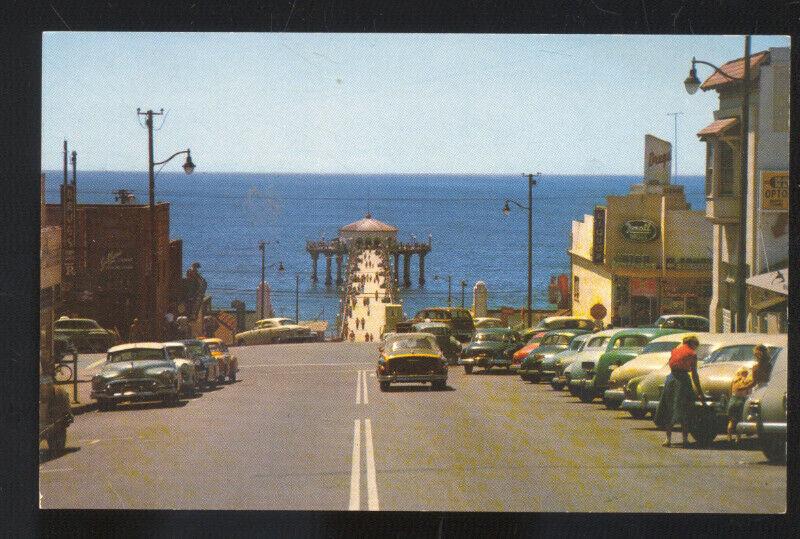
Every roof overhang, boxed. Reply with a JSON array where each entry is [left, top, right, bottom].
[[697, 117, 739, 140]]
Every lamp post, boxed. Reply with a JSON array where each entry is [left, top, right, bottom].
[[137, 108, 195, 340], [684, 36, 751, 332], [433, 274, 453, 306], [503, 172, 539, 327], [257, 240, 281, 319], [295, 272, 300, 324], [460, 280, 467, 309]]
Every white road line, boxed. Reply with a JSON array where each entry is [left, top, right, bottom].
[[364, 418, 379, 511], [88, 439, 100, 445], [361, 370, 369, 404], [239, 362, 374, 369], [355, 371, 362, 404], [349, 419, 361, 510], [87, 358, 106, 370]]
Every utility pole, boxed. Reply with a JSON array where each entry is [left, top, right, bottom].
[[666, 112, 683, 180], [295, 273, 300, 323], [259, 241, 266, 319], [63, 141, 68, 186], [447, 275, 452, 307], [460, 280, 467, 308], [735, 36, 752, 332]]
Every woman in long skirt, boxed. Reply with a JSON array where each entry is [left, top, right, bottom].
[[654, 335, 706, 447]]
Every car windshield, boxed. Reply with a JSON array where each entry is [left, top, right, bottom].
[[642, 341, 681, 354], [613, 335, 650, 348], [570, 338, 587, 351], [421, 310, 450, 320], [184, 343, 207, 357], [540, 319, 593, 330], [388, 337, 435, 353], [419, 327, 446, 336], [165, 346, 186, 359], [206, 342, 227, 352], [108, 348, 165, 363], [586, 336, 609, 348], [56, 319, 100, 330], [475, 332, 514, 343], [279, 320, 295, 326], [702, 344, 781, 365]]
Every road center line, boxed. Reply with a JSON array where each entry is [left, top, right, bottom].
[[349, 419, 361, 510], [364, 418, 379, 511], [355, 371, 362, 404], [361, 370, 369, 405]]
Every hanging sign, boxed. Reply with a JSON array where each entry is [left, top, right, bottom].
[[644, 134, 672, 185], [760, 171, 788, 211], [621, 219, 659, 242], [592, 206, 606, 264]]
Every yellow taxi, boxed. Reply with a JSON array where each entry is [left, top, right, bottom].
[[201, 337, 239, 383]]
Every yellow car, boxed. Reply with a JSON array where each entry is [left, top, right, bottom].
[[202, 337, 238, 383]]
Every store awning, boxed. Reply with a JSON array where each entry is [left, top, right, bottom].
[[697, 117, 738, 139], [746, 268, 788, 295]]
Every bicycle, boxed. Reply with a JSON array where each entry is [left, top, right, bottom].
[[54, 362, 73, 383]]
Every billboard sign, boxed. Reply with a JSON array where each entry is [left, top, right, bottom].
[[644, 134, 672, 185], [621, 219, 659, 242]]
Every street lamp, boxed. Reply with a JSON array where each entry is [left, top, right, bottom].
[[684, 36, 751, 332], [137, 108, 195, 340], [433, 274, 453, 307], [460, 280, 467, 309], [503, 172, 539, 327]]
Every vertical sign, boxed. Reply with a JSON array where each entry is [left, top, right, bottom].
[[60, 183, 77, 298], [760, 171, 789, 211], [592, 205, 606, 264], [644, 134, 672, 185]]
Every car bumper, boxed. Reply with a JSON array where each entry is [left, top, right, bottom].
[[377, 373, 447, 383], [603, 389, 625, 404], [620, 399, 645, 412], [737, 421, 786, 436], [459, 357, 512, 367], [92, 387, 177, 402]]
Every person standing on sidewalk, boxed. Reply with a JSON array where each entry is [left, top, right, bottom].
[[129, 318, 144, 342], [726, 344, 771, 443], [655, 335, 706, 447]]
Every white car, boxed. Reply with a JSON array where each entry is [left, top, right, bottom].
[[234, 317, 312, 345], [164, 342, 201, 397]]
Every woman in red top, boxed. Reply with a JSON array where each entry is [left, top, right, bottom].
[[654, 335, 707, 447]]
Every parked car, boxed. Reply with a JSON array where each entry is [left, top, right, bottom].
[[512, 334, 546, 365], [53, 316, 119, 353], [473, 317, 506, 329], [164, 341, 201, 397], [545, 333, 593, 390], [91, 343, 181, 410], [574, 328, 684, 405], [736, 347, 787, 463], [180, 339, 220, 389], [563, 329, 627, 396], [651, 314, 710, 332], [376, 332, 448, 391], [516, 316, 596, 352], [458, 328, 525, 374], [411, 322, 462, 364], [234, 317, 312, 345], [517, 329, 591, 383], [202, 337, 239, 382], [410, 307, 475, 343], [635, 333, 786, 446], [39, 358, 72, 453]]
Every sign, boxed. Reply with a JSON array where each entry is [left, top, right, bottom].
[[721, 308, 732, 333], [644, 134, 672, 185], [100, 249, 135, 272], [60, 183, 77, 296], [760, 171, 788, 211], [621, 220, 659, 242], [590, 303, 607, 320], [592, 206, 606, 264], [630, 278, 658, 298]]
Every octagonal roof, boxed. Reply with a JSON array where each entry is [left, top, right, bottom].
[[340, 212, 398, 233]]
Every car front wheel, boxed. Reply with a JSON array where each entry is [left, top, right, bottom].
[[550, 381, 564, 391], [464, 365, 473, 374], [379, 381, 390, 391], [578, 389, 595, 403], [629, 409, 647, 419]]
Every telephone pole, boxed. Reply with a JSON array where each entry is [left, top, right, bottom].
[[666, 112, 683, 180]]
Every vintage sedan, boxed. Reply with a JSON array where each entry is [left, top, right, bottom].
[[410, 307, 475, 343], [164, 342, 201, 397], [377, 333, 448, 391], [473, 317, 506, 329], [180, 339, 221, 389], [563, 329, 626, 396], [635, 333, 786, 446], [736, 347, 787, 463], [91, 343, 180, 410], [575, 328, 683, 405], [518, 329, 591, 383], [411, 322, 462, 364], [458, 328, 524, 374], [546, 333, 593, 390], [53, 316, 119, 353], [234, 317, 312, 346], [203, 337, 239, 382]]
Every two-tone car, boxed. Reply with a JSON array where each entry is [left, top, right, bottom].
[[458, 328, 525, 374], [164, 341, 202, 397], [203, 337, 239, 382], [91, 343, 181, 410], [234, 317, 313, 345], [376, 332, 448, 391], [53, 316, 120, 353], [736, 347, 787, 463], [545, 333, 593, 390], [517, 329, 591, 383], [411, 322, 462, 364], [574, 328, 684, 405], [180, 339, 220, 389], [635, 333, 786, 447], [562, 329, 626, 396]]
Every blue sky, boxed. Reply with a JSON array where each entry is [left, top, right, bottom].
[[42, 33, 789, 175]]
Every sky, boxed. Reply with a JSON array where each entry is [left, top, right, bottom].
[[42, 33, 790, 175]]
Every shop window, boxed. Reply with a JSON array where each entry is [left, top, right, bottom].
[[718, 141, 735, 195], [705, 143, 715, 195], [573, 276, 579, 301]]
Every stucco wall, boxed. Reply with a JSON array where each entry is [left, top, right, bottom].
[[570, 254, 613, 326]]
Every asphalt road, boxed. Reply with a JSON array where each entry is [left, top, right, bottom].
[[40, 342, 786, 512]]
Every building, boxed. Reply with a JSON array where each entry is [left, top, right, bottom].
[[44, 201, 182, 339], [40, 174, 61, 369], [569, 157, 713, 327], [697, 47, 789, 332], [338, 211, 398, 246]]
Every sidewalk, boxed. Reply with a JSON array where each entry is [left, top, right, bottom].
[[57, 380, 96, 415]]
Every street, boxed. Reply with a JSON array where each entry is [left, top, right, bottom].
[[39, 342, 785, 513]]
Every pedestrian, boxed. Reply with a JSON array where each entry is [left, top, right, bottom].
[[349, 330, 355, 342], [375, 290, 379, 300], [129, 318, 144, 342], [654, 335, 706, 447], [726, 344, 771, 443]]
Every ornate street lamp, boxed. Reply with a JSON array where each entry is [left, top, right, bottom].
[[503, 173, 539, 327]]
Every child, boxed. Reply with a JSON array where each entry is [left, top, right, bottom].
[[727, 366, 754, 444]]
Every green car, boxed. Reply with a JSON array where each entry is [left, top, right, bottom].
[[572, 328, 684, 405], [547, 333, 593, 390], [518, 329, 591, 383], [54, 316, 120, 353], [458, 328, 524, 374]]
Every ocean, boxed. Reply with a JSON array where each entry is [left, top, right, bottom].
[[44, 172, 705, 329]]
